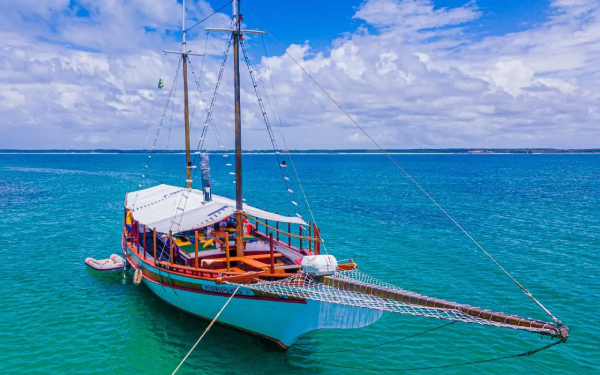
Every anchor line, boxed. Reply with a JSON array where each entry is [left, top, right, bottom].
[[242, 4, 562, 327]]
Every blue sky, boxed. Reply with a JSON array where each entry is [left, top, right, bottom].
[[241, 0, 551, 49], [0, 0, 599, 149]]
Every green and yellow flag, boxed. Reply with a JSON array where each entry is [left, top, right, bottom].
[[158, 79, 164, 89]]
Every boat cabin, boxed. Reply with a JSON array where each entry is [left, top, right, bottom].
[[124, 184, 327, 282]]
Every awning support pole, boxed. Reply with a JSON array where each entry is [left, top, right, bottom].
[[235, 211, 244, 258], [226, 232, 231, 272], [169, 230, 174, 266], [308, 222, 312, 254], [287, 215, 291, 246], [195, 231, 199, 270], [315, 224, 321, 255], [143, 225, 147, 259], [269, 233, 275, 274], [153, 229, 157, 265]]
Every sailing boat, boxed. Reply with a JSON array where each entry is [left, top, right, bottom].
[[122, 0, 568, 349]]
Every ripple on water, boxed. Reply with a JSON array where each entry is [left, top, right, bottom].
[[0, 154, 598, 374]]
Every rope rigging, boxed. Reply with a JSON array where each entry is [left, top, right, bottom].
[[168, 24, 234, 234], [162, 66, 179, 171], [242, 4, 563, 328], [184, 0, 233, 33], [187, 32, 210, 135], [194, 20, 234, 156], [140, 53, 167, 154], [240, 39, 306, 230], [131, 56, 183, 207], [254, 34, 329, 253]]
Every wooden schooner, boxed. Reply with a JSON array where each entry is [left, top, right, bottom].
[[121, 0, 568, 349]]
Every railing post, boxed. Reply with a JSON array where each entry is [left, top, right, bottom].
[[276, 212, 279, 242], [308, 222, 312, 254], [132, 220, 136, 247], [169, 230, 174, 266], [265, 209, 269, 236], [288, 215, 291, 246], [143, 225, 147, 259], [315, 224, 321, 255], [299, 224, 303, 250], [269, 233, 275, 274], [153, 228, 157, 265], [225, 232, 231, 272], [195, 230, 199, 270]]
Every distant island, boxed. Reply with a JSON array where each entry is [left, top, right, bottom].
[[0, 148, 599, 154]]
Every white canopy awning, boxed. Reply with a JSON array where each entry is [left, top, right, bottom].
[[125, 184, 306, 234]]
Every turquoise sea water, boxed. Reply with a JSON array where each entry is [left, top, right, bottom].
[[0, 153, 598, 374]]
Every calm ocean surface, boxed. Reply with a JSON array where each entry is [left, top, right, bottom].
[[0, 153, 598, 374]]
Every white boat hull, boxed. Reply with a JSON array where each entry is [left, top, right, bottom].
[[126, 249, 383, 347]]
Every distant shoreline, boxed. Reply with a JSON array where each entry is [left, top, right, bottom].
[[0, 148, 599, 155]]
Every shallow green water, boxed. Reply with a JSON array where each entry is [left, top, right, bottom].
[[0, 154, 598, 374]]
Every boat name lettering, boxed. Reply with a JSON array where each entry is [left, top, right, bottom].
[[202, 285, 254, 296]]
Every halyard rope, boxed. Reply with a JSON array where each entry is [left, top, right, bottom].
[[171, 285, 241, 375], [243, 5, 562, 326]]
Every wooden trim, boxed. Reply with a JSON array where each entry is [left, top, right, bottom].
[[217, 272, 265, 285], [157, 261, 241, 277]]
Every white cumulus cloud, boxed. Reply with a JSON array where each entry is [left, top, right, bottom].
[[0, 0, 599, 149]]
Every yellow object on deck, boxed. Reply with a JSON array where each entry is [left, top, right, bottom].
[[203, 238, 215, 248]]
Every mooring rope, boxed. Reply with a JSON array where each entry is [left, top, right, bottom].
[[242, 5, 562, 327], [171, 285, 241, 375], [320, 339, 563, 372]]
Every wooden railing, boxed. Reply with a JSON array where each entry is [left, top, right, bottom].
[[245, 213, 322, 255]]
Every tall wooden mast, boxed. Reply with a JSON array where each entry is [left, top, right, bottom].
[[205, 0, 264, 257], [233, 0, 244, 256], [182, 0, 192, 189], [164, 1, 204, 187]]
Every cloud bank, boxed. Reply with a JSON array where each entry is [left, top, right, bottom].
[[1, 0, 599, 149]]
